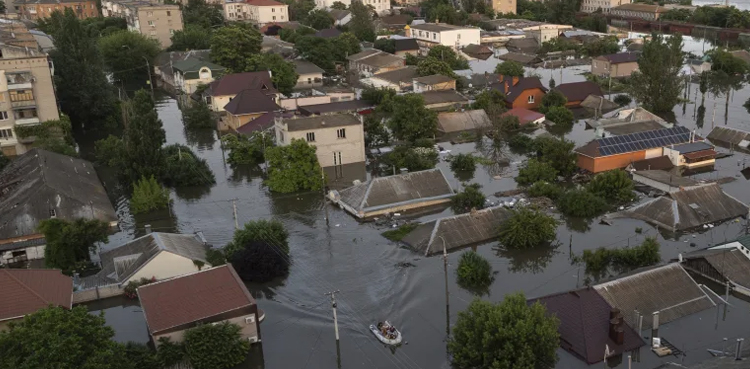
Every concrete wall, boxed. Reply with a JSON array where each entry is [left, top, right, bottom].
[[154, 312, 260, 346], [176, 68, 219, 94], [581, 0, 631, 13], [578, 150, 646, 173], [276, 122, 366, 167], [279, 95, 330, 110], [632, 173, 684, 192], [296, 72, 323, 89], [413, 80, 456, 93], [137, 5, 183, 48], [592, 59, 639, 78], [73, 284, 124, 303], [252, 4, 289, 25], [492, 0, 516, 14], [411, 28, 481, 49], [0, 245, 45, 265], [17, 0, 98, 20], [127, 251, 203, 283]]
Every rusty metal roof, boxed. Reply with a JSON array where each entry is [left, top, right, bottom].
[[594, 263, 715, 327]]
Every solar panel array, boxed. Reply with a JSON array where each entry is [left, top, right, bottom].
[[597, 126, 691, 157]]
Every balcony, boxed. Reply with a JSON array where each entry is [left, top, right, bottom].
[[15, 117, 39, 125], [11, 100, 35, 109], [6, 72, 33, 90]]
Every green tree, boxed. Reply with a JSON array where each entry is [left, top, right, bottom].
[[451, 183, 486, 213], [534, 137, 577, 177], [385, 94, 438, 142], [539, 90, 567, 113], [495, 60, 524, 77], [628, 33, 684, 113], [0, 306, 128, 369], [331, 1, 348, 9], [383, 144, 438, 171], [46, 9, 120, 131], [221, 132, 271, 165], [613, 94, 632, 107], [516, 159, 557, 186], [99, 30, 161, 82], [581, 36, 620, 57], [13, 116, 77, 157], [426, 45, 469, 70], [295, 36, 336, 71], [123, 342, 160, 369], [548, 76, 556, 89], [183, 323, 250, 369], [169, 25, 212, 51], [709, 48, 750, 75], [183, 0, 225, 29], [349, 1, 376, 41], [95, 134, 127, 168], [699, 70, 709, 105], [244, 53, 299, 95], [361, 87, 396, 105], [448, 295, 560, 369], [587, 170, 634, 203], [333, 32, 362, 61], [416, 57, 458, 79], [182, 100, 216, 129], [265, 138, 324, 193], [130, 175, 170, 214], [224, 219, 289, 257], [545, 106, 574, 126], [472, 89, 505, 111], [450, 153, 476, 174], [581, 237, 661, 278], [281, 0, 315, 21], [498, 207, 557, 249], [557, 189, 608, 217], [305, 9, 335, 29], [527, 181, 563, 200], [162, 144, 216, 187], [124, 90, 167, 181], [455, 251, 494, 293], [374, 38, 396, 53], [39, 218, 109, 272], [210, 23, 262, 72], [230, 239, 290, 282], [0, 152, 8, 171]]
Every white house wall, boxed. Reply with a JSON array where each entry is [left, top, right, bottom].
[[126, 251, 204, 283]]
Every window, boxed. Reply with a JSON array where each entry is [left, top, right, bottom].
[[306, 132, 315, 142], [0, 128, 12, 139], [433, 32, 436, 39], [278, 131, 284, 142], [281, 15, 284, 19], [150, 31, 157, 36], [0, 111, 8, 121], [49, 208, 56, 218], [333, 151, 342, 166], [148, 20, 155, 27], [527, 95, 535, 103], [166, 10, 171, 15], [170, 29, 175, 35], [272, 15, 276, 20], [147, 11, 153, 16], [337, 128, 346, 138], [272, 7, 275, 11]]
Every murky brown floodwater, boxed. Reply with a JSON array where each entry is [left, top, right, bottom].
[[82, 39, 750, 368]]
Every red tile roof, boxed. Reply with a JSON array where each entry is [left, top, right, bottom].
[[245, 0, 284, 5], [0, 269, 72, 321], [501, 108, 545, 125], [137, 264, 256, 334], [531, 288, 645, 364], [209, 71, 277, 97]]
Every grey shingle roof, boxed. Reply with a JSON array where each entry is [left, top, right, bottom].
[[707, 126, 750, 153], [437, 109, 491, 133], [683, 245, 750, 291], [401, 206, 512, 255], [293, 60, 325, 75], [283, 113, 361, 131], [612, 183, 748, 231], [420, 90, 469, 106], [594, 263, 716, 327], [336, 169, 454, 217], [0, 149, 117, 241], [78, 233, 209, 289], [413, 74, 455, 85]]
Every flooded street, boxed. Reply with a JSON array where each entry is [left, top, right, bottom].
[[84, 42, 750, 369]]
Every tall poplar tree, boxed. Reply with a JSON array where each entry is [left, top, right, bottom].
[[124, 90, 166, 181], [627, 33, 685, 114]]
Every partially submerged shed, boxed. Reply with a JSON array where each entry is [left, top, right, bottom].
[[332, 169, 454, 219], [707, 126, 750, 153], [400, 206, 512, 256], [594, 263, 716, 328], [681, 237, 750, 298], [610, 183, 748, 232], [631, 170, 698, 193], [436, 109, 491, 135], [531, 288, 646, 365]]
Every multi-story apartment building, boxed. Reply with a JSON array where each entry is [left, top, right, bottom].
[[580, 0, 631, 13], [359, 0, 389, 14], [274, 114, 365, 168], [406, 23, 481, 50], [492, 0, 516, 15], [101, 0, 183, 48], [14, 0, 98, 20], [224, 0, 289, 25], [0, 43, 60, 156]]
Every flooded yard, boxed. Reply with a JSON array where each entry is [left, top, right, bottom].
[[83, 39, 750, 368]]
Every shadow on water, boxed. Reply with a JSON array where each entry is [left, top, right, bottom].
[[184, 127, 217, 151], [493, 243, 560, 274]]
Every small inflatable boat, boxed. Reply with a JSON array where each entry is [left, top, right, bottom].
[[369, 321, 402, 345]]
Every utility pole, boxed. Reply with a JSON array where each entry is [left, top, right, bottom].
[[441, 237, 450, 336], [322, 167, 329, 227], [232, 199, 239, 230], [143, 56, 154, 97], [325, 290, 341, 341]]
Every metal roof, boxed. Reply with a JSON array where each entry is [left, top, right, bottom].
[[576, 126, 695, 158], [707, 126, 750, 152], [437, 110, 491, 133], [632, 170, 698, 188], [594, 263, 716, 327], [670, 141, 714, 154]]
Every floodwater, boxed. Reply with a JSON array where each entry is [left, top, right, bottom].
[[83, 44, 750, 369]]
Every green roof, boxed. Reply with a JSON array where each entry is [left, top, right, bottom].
[[172, 57, 225, 80]]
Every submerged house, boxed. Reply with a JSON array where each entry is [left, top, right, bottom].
[[707, 126, 750, 154], [400, 206, 513, 255], [531, 288, 646, 365], [75, 232, 211, 301], [610, 183, 748, 232], [138, 264, 262, 346], [0, 149, 118, 266], [680, 236, 750, 298], [436, 109, 491, 137], [586, 107, 672, 138], [553, 81, 603, 107], [331, 168, 454, 219]]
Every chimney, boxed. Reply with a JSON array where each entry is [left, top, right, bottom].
[[195, 230, 207, 245], [678, 253, 683, 262], [651, 311, 660, 340], [145, 224, 152, 234], [735, 338, 744, 360], [512, 76, 519, 86], [608, 309, 625, 345]]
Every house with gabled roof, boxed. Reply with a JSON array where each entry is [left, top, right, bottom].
[[223, 89, 283, 132], [138, 264, 262, 346], [204, 71, 278, 112], [592, 53, 640, 78], [491, 76, 548, 110], [172, 57, 226, 94], [0, 269, 72, 330], [331, 168, 454, 219], [553, 81, 603, 107], [0, 149, 118, 266], [680, 236, 750, 298], [76, 232, 211, 297]]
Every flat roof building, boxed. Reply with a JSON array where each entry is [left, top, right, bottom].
[[102, 0, 183, 48]]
